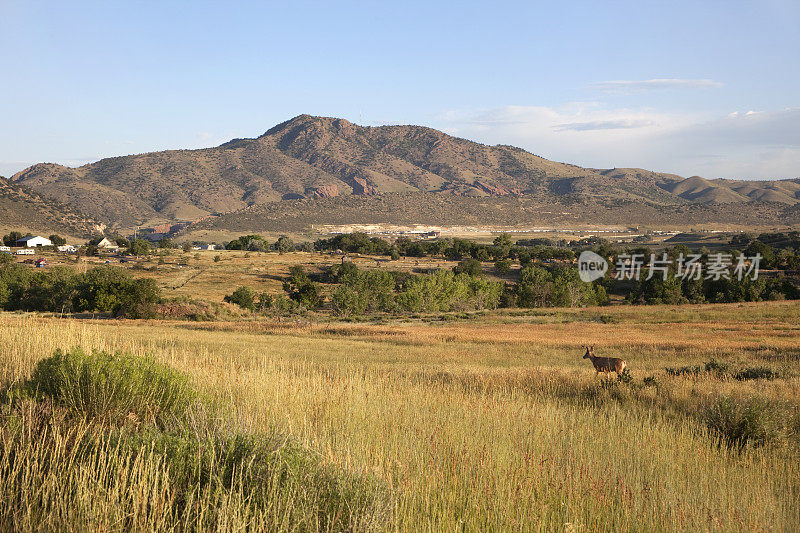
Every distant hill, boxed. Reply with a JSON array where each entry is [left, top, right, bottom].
[[11, 114, 800, 230], [0, 176, 103, 237]]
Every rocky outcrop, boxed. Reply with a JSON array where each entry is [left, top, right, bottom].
[[306, 184, 340, 198]]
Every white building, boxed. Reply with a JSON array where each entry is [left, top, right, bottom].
[[0, 246, 10, 252], [57, 244, 78, 253], [96, 237, 118, 249], [15, 249, 35, 255], [16, 236, 52, 248]]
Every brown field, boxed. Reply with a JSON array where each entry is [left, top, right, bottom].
[[1, 298, 799, 530]]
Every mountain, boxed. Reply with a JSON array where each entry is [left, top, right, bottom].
[[11, 114, 800, 230], [0, 176, 104, 237]]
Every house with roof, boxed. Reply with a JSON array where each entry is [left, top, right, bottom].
[[16, 236, 52, 248]]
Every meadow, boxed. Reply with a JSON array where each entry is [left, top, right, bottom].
[[1, 301, 799, 531]]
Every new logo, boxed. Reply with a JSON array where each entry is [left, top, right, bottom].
[[578, 251, 608, 282]]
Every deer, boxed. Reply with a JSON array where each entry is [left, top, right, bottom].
[[583, 346, 626, 378]]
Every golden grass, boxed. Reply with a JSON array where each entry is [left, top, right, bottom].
[[1, 302, 799, 531]]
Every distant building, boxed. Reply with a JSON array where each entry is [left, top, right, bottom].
[[96, 237, 117, 249], [16, 236, 52, 248], [15, 249, 35, 255], [57, 244, 78, 253], [0, 245, 10, 252]]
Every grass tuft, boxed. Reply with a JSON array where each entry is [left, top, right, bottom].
[[703, 395, 786, 448]]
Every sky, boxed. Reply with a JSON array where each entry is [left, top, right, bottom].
[[1, 0, 798, 180]]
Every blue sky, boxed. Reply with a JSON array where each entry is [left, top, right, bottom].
[[1, 0, 798, 180]]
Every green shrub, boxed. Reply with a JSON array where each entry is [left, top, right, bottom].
[[283, 266, 321, 309], [494, 258, 512, 274], [274, 235, 294, 254], [24, 347, 196, 428], [453, 258, 483, 276], [703, 396, 784, 448], [224, 286, 256, 310], [642, 375, 659, 387]]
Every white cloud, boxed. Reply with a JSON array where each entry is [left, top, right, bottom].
[[590, 78, 723, 93], [435, 105, 800, 179], [553, 119, 655, 132]]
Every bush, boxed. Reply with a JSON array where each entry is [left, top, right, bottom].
[[733, 366, 780, 381], [642, 375, 659, 387], [494, 258, 512, 274], [24, 347, 196, 428], [704, 396, 785, 448], [258, 293, 301, 316], [453, 258, 482, 276], [224, 286, 256, 310]]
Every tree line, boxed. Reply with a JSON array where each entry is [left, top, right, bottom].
[[0, 264, 160, 318]]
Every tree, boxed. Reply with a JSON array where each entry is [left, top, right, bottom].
[[118, 278, 160, 318], [3, 231, 22, 247], [282, 266, 320, 308], [182, 242, 192, 253], [224, 286, 256, 310], [453, 258, 483, 277], [48, 234, 67, 246], [274, 235, 295, 254], [493, 233, 513, 248], [494, 259, 512, 274], [744, 240, 775, 268], [158, 239, 174, 249], [227, 234, 268, 251], [516, 265, 553, 307], [475, 248, 491, 261], [127, 239, 150, 256]]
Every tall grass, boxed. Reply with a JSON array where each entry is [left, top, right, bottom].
[[1, 309, 799, 531], [0, 341, 390, 531]]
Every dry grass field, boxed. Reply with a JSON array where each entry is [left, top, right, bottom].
[[36, 250, 472, 303], [1, 301, 799, 531]]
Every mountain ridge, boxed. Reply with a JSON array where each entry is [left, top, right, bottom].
[[11, 114, 800, 230]]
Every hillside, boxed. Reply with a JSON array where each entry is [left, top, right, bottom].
[[11, 114, 800, 229], [0, 176, 104, 237], [179, 193, 800, 237]]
